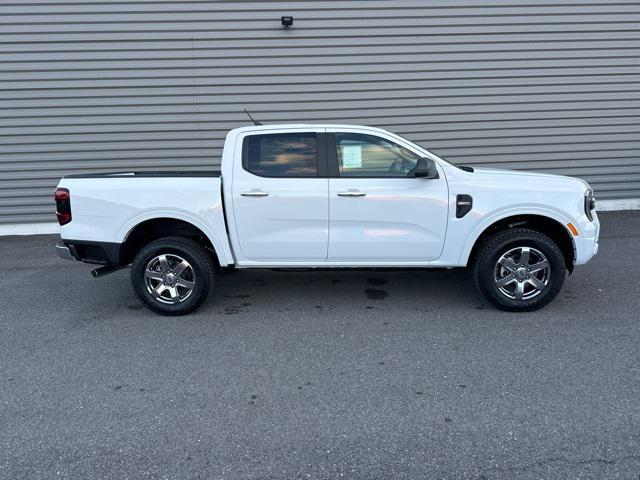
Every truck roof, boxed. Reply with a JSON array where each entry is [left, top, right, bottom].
[[229, 124, 389, 135]]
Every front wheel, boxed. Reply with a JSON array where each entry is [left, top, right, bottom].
[[473, 228, 567, 312], [131, 236, 215, 315]]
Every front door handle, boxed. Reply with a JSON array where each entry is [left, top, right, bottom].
[[241, 191, 269, 197], [337, 191, 366, 197]]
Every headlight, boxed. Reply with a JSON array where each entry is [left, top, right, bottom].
[[584, 188, 596, 221]]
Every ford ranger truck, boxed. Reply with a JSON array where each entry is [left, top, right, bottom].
[[54, 124, 599, 315]]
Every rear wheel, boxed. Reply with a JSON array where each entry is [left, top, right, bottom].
[[131, 236, 214, 315], [473, 228, 566, 311]]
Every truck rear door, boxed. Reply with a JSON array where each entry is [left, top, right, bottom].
[[230, 128, 328, 263]]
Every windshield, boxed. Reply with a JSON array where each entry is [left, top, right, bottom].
[[392, 132, 455, 166]]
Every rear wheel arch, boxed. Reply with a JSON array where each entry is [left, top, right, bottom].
[[466, 214, 576, 272], [119, 217, 223, 270]]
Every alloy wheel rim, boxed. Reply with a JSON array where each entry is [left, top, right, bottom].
[[144, 253, 196, 304], [494, 246, 550, 301]]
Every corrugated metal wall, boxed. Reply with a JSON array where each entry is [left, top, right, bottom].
[[1, 0, 639, 224]]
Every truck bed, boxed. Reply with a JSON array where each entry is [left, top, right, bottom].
[[64, 170, 221, 179], [57, 173, 233, 266]]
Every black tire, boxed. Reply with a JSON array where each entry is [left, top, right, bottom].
[[472, 228, 566, 312], [131, 236, 215, 315]]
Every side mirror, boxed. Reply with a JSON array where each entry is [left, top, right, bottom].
[[413, 157, 439, 179]]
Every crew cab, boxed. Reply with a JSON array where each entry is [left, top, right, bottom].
[[55, 124, 599, 315]]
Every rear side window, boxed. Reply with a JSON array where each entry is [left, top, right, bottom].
[[243, 132, 318, 177]]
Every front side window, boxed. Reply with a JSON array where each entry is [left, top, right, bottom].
[[244, 132, 317, 177], [335, 133, 420, 177]]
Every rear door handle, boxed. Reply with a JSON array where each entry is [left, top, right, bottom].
[[241, 191, 269, 197], [337, 191, 366, 197]]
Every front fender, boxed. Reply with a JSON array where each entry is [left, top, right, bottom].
[[457, 205, 577, 266]]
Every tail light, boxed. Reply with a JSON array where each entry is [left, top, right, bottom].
[[54, 188, 72, 225]]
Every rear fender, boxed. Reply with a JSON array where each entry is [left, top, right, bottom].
[[117, 209, 232, 266]]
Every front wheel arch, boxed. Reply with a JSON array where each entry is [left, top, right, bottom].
[[466, 214, 576, 273]]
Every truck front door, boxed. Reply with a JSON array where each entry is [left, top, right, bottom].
[[326, 130, 449, 263]]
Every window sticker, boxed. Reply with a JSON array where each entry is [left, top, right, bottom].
[[342, 144, 362, 168]]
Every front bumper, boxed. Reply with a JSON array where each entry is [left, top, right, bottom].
[[575, 212, 600, 265]]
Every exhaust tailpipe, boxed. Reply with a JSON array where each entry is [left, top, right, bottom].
[[91, 266, 120, 278]]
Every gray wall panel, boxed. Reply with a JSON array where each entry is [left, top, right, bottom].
[[0, 0, 639, 224]]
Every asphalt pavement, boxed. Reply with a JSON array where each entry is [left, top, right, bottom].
[[1, 211, 639, 479]]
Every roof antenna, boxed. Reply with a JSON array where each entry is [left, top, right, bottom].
[[243, 109, 262, 126]]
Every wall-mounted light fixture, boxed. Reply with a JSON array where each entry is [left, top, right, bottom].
[[281, 16, 293, 28]]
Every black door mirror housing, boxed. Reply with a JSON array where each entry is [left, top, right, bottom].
[[413, 157, 439, 179]]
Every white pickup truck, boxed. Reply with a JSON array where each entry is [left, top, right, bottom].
[[55, 124, 599, 315]]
